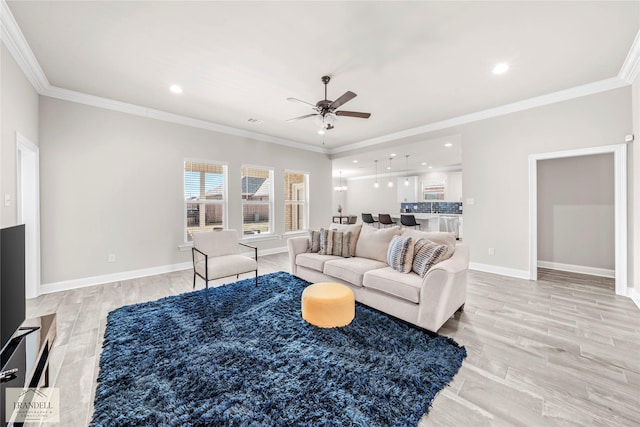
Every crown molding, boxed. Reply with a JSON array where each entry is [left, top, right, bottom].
[[0, 0, 325, 155], [1, 0, 636, 157], [42, 85, 326, 153], [619, 28, 640, 83], [0, 0, 48, 92], [329, 76, 629, 155]]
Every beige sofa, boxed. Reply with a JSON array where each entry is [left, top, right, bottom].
[[287, 224, 469, 332]]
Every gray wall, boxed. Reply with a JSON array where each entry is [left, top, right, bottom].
[[537, 154, 614, 271], [1, 42, 39, 227], [39, 97, 332, 284], [461, 87, 631, 274], [338, 88, 633, 280]]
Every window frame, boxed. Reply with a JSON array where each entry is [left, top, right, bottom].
[[240, 164, 274, 237], [284, 169, 310, 234], [183, 159, 228, 243]]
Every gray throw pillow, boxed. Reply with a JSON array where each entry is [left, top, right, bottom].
[[319, 229, 352, 257], [412, 239, 448, 277], [307, 230, 321, 253], [387, 235, 414, 273]]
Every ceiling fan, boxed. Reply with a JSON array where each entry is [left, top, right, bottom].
[[286, 75, 371, 130]]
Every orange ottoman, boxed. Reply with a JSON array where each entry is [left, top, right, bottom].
[[301, 282, 355, 328]]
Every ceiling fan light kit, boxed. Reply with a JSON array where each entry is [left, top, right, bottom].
[[287, 76, 371, 131]]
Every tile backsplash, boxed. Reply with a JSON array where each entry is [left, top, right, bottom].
[[400, 202, 463, 214]]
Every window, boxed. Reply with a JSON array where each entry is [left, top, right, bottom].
[[184, 160, 226, 241], [284, 171, 308, 232], [241, 166, 273, 235]]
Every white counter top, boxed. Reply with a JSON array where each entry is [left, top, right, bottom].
[[392, 213, 462, 219]]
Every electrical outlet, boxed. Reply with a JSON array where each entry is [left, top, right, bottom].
[[488, 248, 495, 255], [108, 254, 116, 263]]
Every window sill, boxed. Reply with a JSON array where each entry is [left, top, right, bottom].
[[241, 233, 277, 243], [178, 243, 193, 252], [178, 231, 302, 252], [284, 230, 308, 237]]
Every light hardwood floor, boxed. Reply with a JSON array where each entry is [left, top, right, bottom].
[[26, 255, 640, 426]]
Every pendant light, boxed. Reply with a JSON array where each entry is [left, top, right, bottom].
[[404, 155, 410, 186], [374, 160, 379, 188], [387, 157, 394, 188], [334, 170, 347, 192]]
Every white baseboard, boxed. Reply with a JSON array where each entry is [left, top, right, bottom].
[[537, 260, 615, 278], [468, 262, 530, 280], [629, 287, 640, 310], [37, 245, 289, 297], [39, 262, 193, 296]]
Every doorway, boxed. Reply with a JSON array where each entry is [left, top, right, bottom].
[[529, 144, 627, 296], [16, 133, 40, 299]]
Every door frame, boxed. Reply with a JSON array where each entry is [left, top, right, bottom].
[[16, 133, 41, 299], [528, 144, 627, 296]]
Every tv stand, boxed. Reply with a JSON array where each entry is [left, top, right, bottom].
[[0, 314, 56, 425]]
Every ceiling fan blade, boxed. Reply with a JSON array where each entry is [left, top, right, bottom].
[[286, 97, 317, 108], [285, 113, 319, 122], [329, 91, 356, 110], [335, 110, 371, 119]]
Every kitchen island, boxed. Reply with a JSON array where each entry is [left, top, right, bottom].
[[391, 213, 462, 238]]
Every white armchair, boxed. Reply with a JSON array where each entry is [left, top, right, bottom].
[[191, 230, 258, 295]]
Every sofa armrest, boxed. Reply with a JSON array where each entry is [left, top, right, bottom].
[[417, 243, 469, 331], [287, 235, 309, 275], [429, 243, 469, 275]]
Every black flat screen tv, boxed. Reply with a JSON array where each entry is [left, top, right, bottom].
[[0, 224, 26, 349]]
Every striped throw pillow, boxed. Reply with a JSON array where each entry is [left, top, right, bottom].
[[412, 239, 448, 277], [386, 235, 414, 273], [319, 229, 352, 257], [307, 230, 321, 253]]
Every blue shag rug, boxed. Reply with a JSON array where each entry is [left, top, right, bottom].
[[91, 272, 466, 427]]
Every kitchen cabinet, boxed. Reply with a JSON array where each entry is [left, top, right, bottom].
[[422, 180, 445, 201], [397, 176, 419, 203], [444, 172, 462, 202]]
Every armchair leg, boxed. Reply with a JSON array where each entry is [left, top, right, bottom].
[[255, 270, 258, 287], [193, 272, 196, 289]]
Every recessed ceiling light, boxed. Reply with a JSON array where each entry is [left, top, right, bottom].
[[428, 166, 433, 169], [444, 143, 453, 148], [169, 84, 183, 94], [493, 63, 509, 75], [318, 129, 325, 135], [390, 153, 396, 157], [352, 160, 358, 163], [421, 162, 427, 166]]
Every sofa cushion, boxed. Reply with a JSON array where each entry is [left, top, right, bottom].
[[328, 223, 362, 256], [400, 229, 456, 260], [355, 225, 401, 262], [296, 253, 342, 272], [324, 257, 388, 287], [307, 230, 321, 253], [363, 267, 424, 303], [386, 235, 414, 273], [318, 229, 352, 257], [412, 239, 449, 277]]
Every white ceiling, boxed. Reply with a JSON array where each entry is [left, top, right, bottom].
[[5, 1, 640, 178]]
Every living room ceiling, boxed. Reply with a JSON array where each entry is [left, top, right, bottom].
[[5, 1, 640, 175]]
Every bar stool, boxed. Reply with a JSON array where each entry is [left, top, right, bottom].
[[400, 214, 420, 229], [378, 214, 397, 228], [361, 213, 379, 227]]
